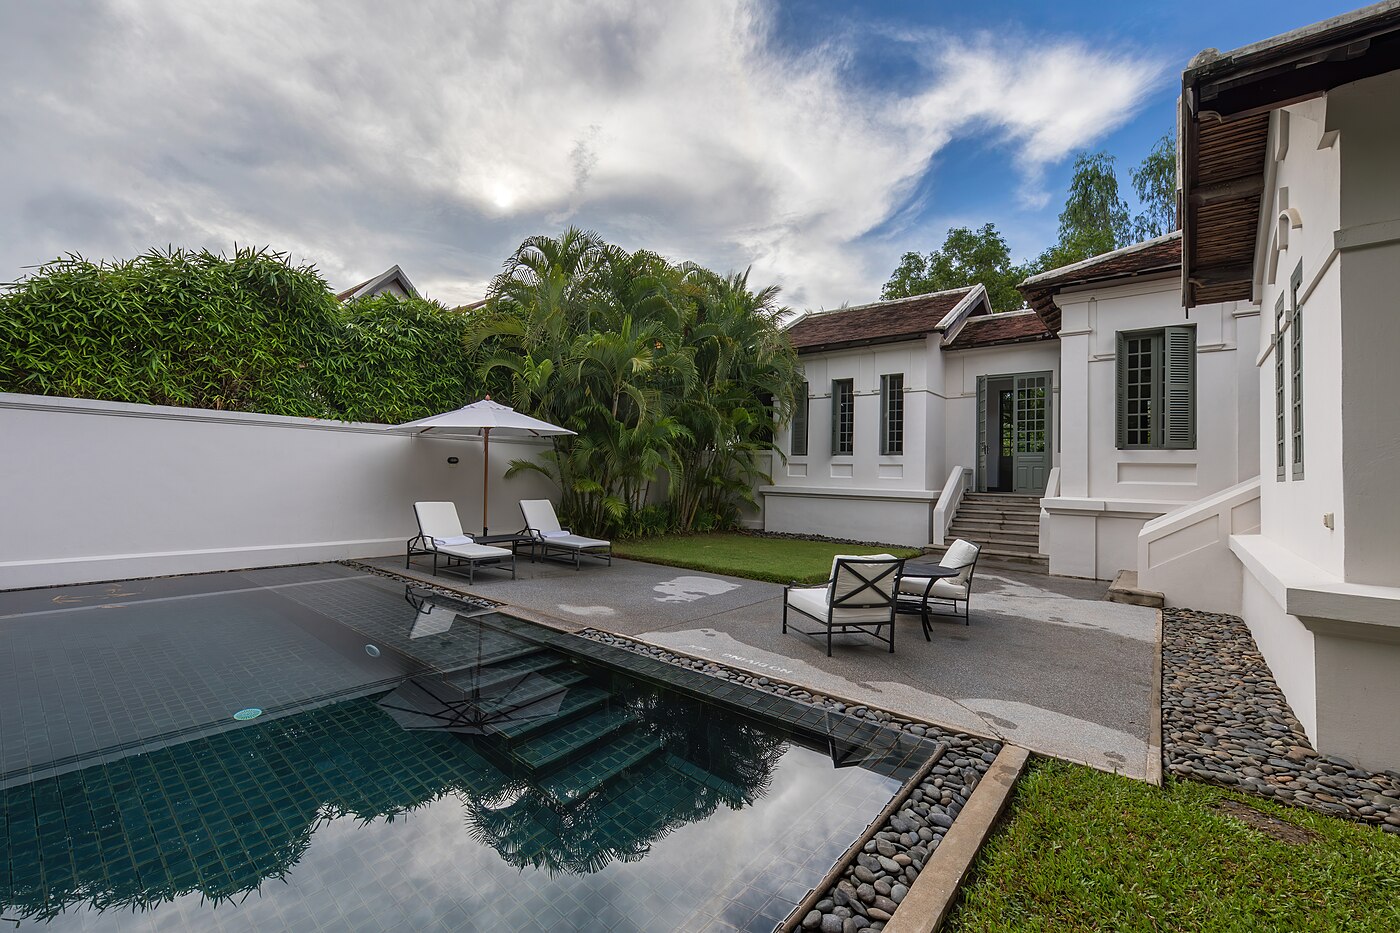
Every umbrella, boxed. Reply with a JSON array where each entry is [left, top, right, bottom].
[[398, 397, 574, 535]]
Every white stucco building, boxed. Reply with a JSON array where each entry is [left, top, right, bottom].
[[1146, 2, 1400, 772], [1021, 234, 1261, 582], [764, 286, 1058, 553]]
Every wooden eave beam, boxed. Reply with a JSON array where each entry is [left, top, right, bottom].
[[1188, 262, 1255, 288], [1189, 175, 1265, 206]]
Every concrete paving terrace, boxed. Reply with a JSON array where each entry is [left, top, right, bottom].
[[363, 552, 1158, 779]]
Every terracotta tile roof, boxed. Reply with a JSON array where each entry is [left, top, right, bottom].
[[785, 286, 979, 353], [1018, 233, 1181, 331], [944, 310, 1054, 350]]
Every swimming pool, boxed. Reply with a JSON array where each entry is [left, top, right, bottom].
[[0, 564, 938, 931]]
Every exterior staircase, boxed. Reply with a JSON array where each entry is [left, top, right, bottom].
[[933, 492, 1048, 573]]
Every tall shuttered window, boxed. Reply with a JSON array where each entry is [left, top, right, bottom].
[[790, 382, 809, 457], [1290, 263, 1304, 479], [831, 379, 854, 455], [1274, 296, 1286, 479], [1115, 326, 1195, 450], [879, 373, 904, 455]]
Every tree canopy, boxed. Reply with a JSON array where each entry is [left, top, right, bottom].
[[880, 223, 1030, 313], [882, 134, 1180, 301]]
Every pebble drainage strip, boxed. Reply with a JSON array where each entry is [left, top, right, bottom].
[[1162, 608, 1400, 834], [578, 629, 1002, 932]]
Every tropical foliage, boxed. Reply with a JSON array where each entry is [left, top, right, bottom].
[[473, 228, 802, 538], [882, 134, 1181, 303], [881, 223, 1032, 312], [0, 246, 481, 424]]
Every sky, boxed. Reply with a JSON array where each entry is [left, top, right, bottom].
[[0, 0, 1360, 311]]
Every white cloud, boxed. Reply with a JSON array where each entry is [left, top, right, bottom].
[[0, 0, 1165, 309]]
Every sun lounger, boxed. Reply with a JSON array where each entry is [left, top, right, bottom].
[[518, 499, 612, 569], [408, 501, 516, 583]]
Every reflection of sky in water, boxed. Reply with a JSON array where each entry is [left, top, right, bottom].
[[31, 746, 897, 933]]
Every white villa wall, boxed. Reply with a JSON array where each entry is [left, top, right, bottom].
[[766, 337, 944, 545], [0, 393, 557, 589], [940, 341, 1060, 488], [1229, 72, 1400, 771], [1043, 274, 1259, 580]]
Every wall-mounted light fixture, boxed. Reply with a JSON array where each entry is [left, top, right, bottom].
[[447, 456, 459, 465]]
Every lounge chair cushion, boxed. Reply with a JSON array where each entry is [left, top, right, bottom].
[[939, 539, 980, 586], [786, 585, 893, 624], [433, 534, 475, 547], [521, 499, 612, 550], [538, 533, 610, 551], [434, 542, 514, 561]]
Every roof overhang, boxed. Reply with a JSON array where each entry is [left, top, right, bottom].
[[1181, 2, 1400, 307]]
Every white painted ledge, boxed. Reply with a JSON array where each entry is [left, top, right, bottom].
[[1230, 534, 1400, 631], [1040, 496, 1180, 518], [758, 485, 940, 502]]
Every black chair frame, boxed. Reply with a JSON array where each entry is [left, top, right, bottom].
[[782, 557, 906, 657]]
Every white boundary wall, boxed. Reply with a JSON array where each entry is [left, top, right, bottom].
[[0, 393, 557, 589]]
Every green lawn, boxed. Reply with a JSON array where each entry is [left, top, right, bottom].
[[946, 757, 1400, 933], [613, 532, 921, 585]]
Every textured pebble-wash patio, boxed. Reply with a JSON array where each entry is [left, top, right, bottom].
[[363, 553, 1157, 779], [1162, 607, 1400, 833]]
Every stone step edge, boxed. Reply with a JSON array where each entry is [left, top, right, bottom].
[[882, 745, 1032, 933], [1107, 570, 1165, 609]]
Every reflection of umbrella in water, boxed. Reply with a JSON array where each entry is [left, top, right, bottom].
[[379, 671, 569, 735]]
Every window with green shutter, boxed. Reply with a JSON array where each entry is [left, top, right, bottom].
[[1274, 296, 1286, 479], [791, 381, 809, 457], [1290, 262, 1304, 479], [1115, 326, 1195, 449], [831, 379, 854, 455], [879, 373, 904, 455]]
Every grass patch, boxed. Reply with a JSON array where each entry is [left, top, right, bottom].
[[946, 757, 1400, 932], [613, 532, 921, 585]]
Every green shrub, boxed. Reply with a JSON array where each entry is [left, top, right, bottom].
[[0, 247, 340, 416]]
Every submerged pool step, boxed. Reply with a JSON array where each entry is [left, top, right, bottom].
[[442, 650, 570, 695], [536, 731, 663, 804], [510, 707, 637, 771], [492, 685, 611, 742], [471, 669, 590, 717]]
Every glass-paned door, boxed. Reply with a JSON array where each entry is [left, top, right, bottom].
[[1012, 373, 1050, 493]]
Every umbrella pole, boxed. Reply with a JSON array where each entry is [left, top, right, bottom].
[[481, 428, 490, 536]]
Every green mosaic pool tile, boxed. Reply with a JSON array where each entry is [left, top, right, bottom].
[[492, 686, 609, 741], [511, 707, 635, 769]]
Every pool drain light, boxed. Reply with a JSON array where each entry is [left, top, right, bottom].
[[233, 708, 263, 721], [365, 644, 381, 658]]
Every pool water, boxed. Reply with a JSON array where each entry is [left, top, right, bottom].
[[0, 565, 936, 932]]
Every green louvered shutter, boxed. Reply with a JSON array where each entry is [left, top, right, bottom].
[[1162, 326, 1196, 449], [1115, 334, 1129, 449]]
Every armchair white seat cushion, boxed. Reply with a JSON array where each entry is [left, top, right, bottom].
[[897, 576, 969, 601], [782, 553, 905, 656], [785, 584, 894, 624]]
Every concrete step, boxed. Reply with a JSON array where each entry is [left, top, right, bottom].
[[947, 515, 1041, 530], [960, 494, 1042, 507], [949, 523, 1040, 542], [1107, 570, 1165, 608], [923, 544, 1049, 574], [956, 499, 1043, 513]]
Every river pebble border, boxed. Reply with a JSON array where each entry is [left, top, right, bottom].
[[344, 560, 501, 611], [1162, 608, 1400, 834], [576, 628, 1001, 933]]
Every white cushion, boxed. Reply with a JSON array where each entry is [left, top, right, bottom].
[[939, 539, 980, 586], [787, 582, 895, 624], [434, 542, 514, 560], [898, 576, 969, 602], [539, 533, 610, 550], [828, 554, 899, 604], [415, 501, 465, 540], [520, 499, 564, 534]]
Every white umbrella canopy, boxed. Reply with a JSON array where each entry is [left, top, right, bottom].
[[398, 397, 574, 535]]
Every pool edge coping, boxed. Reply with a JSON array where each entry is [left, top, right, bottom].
[[882, 744, 1032, 933]]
